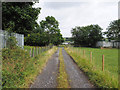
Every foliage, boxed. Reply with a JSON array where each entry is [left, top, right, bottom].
[[40, 16, 64, 45], [57, 48, 70, 88], [71, 24, 103, 47], [64, 37, 73, 42], [104, 19, 120, 40], [2, 2, 41, 36], [2, 46, 57, 88], [25, 16, 64, 46], [65, 47, 118, 88], [6, 36, 18, 49], [2, 2, 63, 46]]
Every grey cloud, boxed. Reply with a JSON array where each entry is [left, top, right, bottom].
[[43, 2, 89, 9], [35, 1, 117, 37]]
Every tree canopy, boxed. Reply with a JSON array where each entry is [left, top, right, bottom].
[[71, 24, 103, 47], [25, 16, 64, 46], [2, 2, 41, 36], [104, 19, 120, 41], [2, 3, 64, 46]]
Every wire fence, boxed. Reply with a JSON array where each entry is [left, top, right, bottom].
[[24, 46, 53, 57], [68, 46, 118, 78], [0, 30, 24, 49]]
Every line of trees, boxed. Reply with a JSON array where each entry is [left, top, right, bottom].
[[25, 16, 64, 46], [2, 2, 64, 46], [71, 24, 103, 47], [71, 19, 120, 47]]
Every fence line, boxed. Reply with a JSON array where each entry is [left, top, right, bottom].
[[25, 46, 52, 58], [71, 47, 106, 71], [0, 30, 24, 49]]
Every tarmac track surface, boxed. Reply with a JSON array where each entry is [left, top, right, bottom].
[[30, 48, 95, 88], [30, 49, 59, 88]]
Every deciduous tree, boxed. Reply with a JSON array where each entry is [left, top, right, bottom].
[[2, 2, 41, 36], [71, 24, 103, 47], [104, 19, 120, 40]]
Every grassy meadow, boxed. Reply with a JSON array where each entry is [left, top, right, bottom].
[[65, 47, 118, 88]]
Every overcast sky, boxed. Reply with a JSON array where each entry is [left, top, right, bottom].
[[33, 0, 119, 37]]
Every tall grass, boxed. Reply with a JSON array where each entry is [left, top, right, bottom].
[[2, 46, 57, 88], [65, 47, 118, 88]]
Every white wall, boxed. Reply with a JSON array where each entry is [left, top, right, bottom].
[[96, 41, 113, 47], [96, 41, 119, 48]]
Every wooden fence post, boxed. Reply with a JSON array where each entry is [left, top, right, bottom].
[[30, 48, 32, 57], [77, 48, 79, 56], [38, 47, 40, 54], [41, 47, 43, 52], [90, 51, 92, 62], [36, 47, 38, 56], [102, 55, 104, 71], [33, 47, 34, 57], [79, 48, 81, 55], [38, 47, 39, 54], [40, 47, 41, 53]]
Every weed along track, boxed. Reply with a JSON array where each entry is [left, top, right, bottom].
[[62, 48, 95, 88], [57, 48, 70, 88], [30, 49, 59, 88]]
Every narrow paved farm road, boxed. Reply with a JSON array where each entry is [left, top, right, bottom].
[[30, 47, 95, 88], [62, 48, 95, 88], [30, 49, 59, 88]]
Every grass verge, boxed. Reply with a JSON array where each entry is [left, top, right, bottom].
[[65, 47, 118, 88], [57, 48, 70, 88], [2, 46, 57, 88]]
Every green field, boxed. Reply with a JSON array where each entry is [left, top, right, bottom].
[[72, 47, 118, 77], [65, 47, 118, 88]]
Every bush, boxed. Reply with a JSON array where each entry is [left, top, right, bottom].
[[6, 36, 18, 49]]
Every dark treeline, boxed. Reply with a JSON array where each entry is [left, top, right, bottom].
[[2, 2, 64, 46], [71, 19, 120, 47], [71, 24, 103, 47]]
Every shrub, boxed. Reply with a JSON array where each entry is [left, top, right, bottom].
[[6, 36, 18, 49]]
